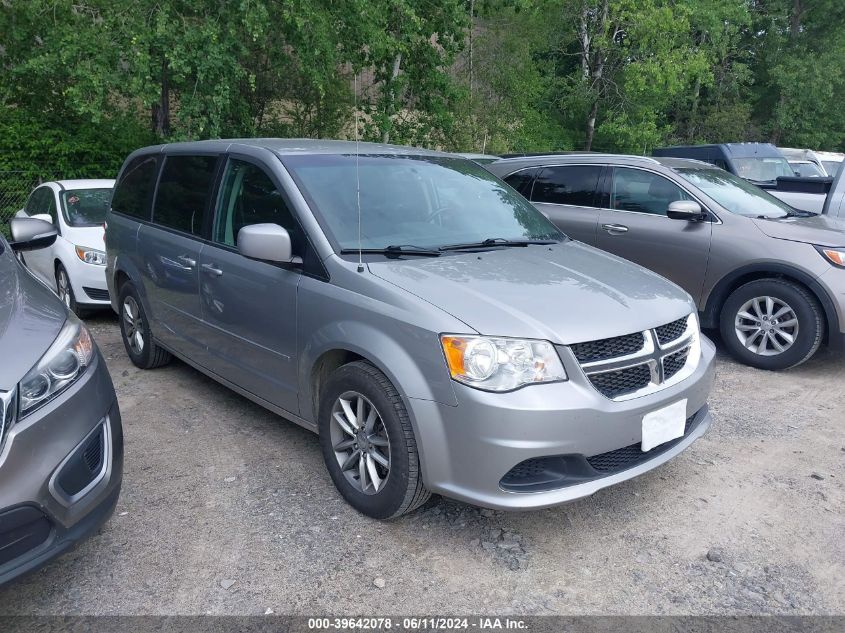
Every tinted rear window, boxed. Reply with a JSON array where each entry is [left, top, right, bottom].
[[153, 155, 218, 236], [112, 156, 158, 220], [503, 168, 537, 197], [532, 165, 601, 207]]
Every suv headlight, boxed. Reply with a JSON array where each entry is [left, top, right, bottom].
[[441, 335, 567, 392], [75, 246, 106, 266], [816, 246, 845, 268], [19, 316, 95, 417]]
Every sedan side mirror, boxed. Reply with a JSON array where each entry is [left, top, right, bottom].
[[667, 200, 707, 222], [237, 223, 301, 264], [9, 217, 58, 252]]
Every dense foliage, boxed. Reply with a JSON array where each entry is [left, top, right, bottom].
[[1, 0, 844, 173]]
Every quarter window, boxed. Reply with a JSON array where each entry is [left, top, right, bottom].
[[112, 155, 159, 221], [611, 168, 689, 216], [532, 166, 602, 207], [214, 159, 302, 252], [503, 168, 538, 198], [153, 155, 218, 236]]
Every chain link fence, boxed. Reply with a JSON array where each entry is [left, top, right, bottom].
[[0, 170, 60, 237]]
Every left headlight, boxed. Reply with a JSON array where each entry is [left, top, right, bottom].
[[75, 246, 106, 266], [18, 316, 95, 418], [441, 335, 567, 392]]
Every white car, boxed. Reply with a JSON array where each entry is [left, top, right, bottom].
[[15, 179, 114, 315]]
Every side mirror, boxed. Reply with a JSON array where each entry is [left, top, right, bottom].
[[667, 200, 706, 222], [237, 223, 300, 264], [9, 217, 58, 252], [30, 213, 53, 224]]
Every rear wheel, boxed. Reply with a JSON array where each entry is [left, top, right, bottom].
[[118, 281, 172, 369], [720, 279, 823, 370], [318, 361, 430, 519]]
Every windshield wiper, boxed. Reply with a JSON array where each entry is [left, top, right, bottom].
[[439, 238, 559, 251], [340, 245, 441, 257]]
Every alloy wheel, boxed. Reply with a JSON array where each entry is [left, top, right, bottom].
[[122, 296, 145, 355], [329, 391, 391, 495], [57, 269, 71, 308], [734, 295, 799, 356]]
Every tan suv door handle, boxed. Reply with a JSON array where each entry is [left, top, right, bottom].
[[602, 223, 629, 235], [201, 263, 223, 277]]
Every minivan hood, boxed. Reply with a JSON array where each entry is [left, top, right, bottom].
[[0, 245, 67, 390], [367, 241, 695, 344], [65, 225, 106, 251], [752, 214, 845, 247]]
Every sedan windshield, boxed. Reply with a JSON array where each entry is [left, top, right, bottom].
[[61, 188, 111, 226], [676, 168, 797, 218], [789, 161, 824, 178], [732, 157, 793, 182], [283, 154, 563, 251]]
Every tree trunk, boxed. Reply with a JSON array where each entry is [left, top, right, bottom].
[[152, 58, 170, 137], [585, 99, 599, 151], [381, 52, 402, 144]]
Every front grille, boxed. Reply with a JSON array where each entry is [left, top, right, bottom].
[[83, 432, 104, 472], [570, 332, 644, 363], [587, 415, 696, 473], [663, 347, 690, 381], [83, 286, 110, 301], [0, 507, 52, 566], [0, 390, 16, 451], [655, 317, 688, 345], [589, 364, 651, 399]]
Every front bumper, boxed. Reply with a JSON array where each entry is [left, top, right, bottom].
[[817, 267, 845, 350], [408, 336, 716, 510], [67, 259, 110, 306], [0, 351, 123, 585]]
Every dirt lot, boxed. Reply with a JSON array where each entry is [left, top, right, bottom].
[[0, 313, 843, 615]]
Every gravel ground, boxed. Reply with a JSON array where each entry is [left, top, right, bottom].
[[1, 314, 843, 615]]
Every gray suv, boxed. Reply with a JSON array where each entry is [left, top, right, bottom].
[[106, 139, 714, 519], [487, 154, 845, 370], [1, 218, 122, 585]]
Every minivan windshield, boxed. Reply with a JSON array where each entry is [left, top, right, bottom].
[[283, 154, 563, 252], [61, 188, 112, 227], [676, 168, 799, 218], [732, 157, 793, 182]]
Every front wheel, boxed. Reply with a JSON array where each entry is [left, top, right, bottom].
[[318, 361, 430, 519], [55, 263, 87, 317], [720, 279, 823, 370]]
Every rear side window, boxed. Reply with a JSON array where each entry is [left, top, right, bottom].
[[112, 155, 159, 221], [153, 155, 218, 236], [213, 158, 303, 252], [532, 166, 602, 207], [503, 168, 538, 198]]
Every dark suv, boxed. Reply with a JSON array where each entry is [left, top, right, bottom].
[[487, 154, 845, 370]]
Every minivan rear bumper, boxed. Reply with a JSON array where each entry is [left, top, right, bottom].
[[407, 336, 716, 510]]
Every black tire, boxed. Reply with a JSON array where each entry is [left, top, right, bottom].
[[719, 278, 823, 370], [318, 361, 430, 519], [118, 281, 172, 369], [55, 262, 89, 318]]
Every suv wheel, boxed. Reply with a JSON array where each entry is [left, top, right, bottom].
[[318, 361, 430, 519], [118, 281, 172, 369], [720, 279, 823, 370]]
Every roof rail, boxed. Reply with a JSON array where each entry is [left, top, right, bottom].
[[498, 152, 659, 164]]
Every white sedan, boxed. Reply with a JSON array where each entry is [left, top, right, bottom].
[[16, 179, 114, 315]]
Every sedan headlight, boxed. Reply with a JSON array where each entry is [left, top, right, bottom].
[[75, 246, 106, 266], [441, 335, 566, 392], [816, 246, 845, 268], [19, 316, 95, 417]]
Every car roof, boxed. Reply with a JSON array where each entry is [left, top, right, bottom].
[[133, 138, 451, 158], [47, 179, 116, 189], [487, 153, 717, 173]]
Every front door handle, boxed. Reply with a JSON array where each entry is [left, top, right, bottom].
[[176, 255, 196, 267], [602, 223, 629, 235], [201, 263, 223, 277]]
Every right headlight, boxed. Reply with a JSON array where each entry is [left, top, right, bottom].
[[816, 245, 845, 268], [18, 316, 95, 417], [440, 335, 567, 392]]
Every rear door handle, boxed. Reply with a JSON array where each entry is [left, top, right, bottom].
[[201, 263, 223, 277], [176, 255, 196, 267], [602, 223, 629, 235]]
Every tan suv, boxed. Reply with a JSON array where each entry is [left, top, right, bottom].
[[487, 154, 845, 370]]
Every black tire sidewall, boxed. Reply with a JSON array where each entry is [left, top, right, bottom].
[[318, 364, 415, 520], [118, 282, 154, 368], [720, 280, 821, 370], [55, 264, 79, 315]]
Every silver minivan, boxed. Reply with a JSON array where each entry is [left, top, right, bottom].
[[106, 139, 715, 519]]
